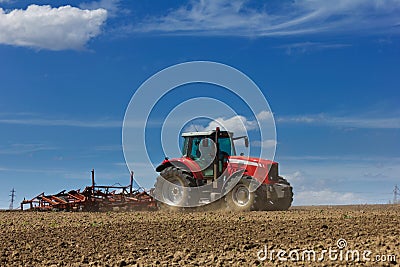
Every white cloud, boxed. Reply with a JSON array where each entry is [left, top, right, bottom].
[[205, 115, 256, 136], [281, 171, 369, 206], [180, 111, 276, 154], [284, 170, 304, 183], [252, 139, 276, 148], [80, 0, 121, 17], [277, 115, 319, 124], [181, 110, 274, 142], [199, 110, 273, 136], [182, 124, 206, 132], [294, 189, 367, 206], [0, 166, 66, 174], [132, 0, 400, 37], [276, 114, 400, 129], [179, 111, 276, 154], [256, 110, 273, 121], [0, 4, 107, 50], [278, 156, 400, 205], [278, 42, 352, 55], [279, 155, 400, 162]]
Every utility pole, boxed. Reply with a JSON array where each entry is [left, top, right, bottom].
[[9, 188, 16, 210], [394, 185, 400, 204]]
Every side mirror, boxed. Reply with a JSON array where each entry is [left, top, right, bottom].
[[244, 137, 249, 147]]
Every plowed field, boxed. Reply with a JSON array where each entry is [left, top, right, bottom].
[[1, 205, 399, 266]]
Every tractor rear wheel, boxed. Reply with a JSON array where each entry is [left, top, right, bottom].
[[266, 177, 293, 211], [225, 178, 255, 212], [253, 185, 268, 211], [154, 167, 194, 210]]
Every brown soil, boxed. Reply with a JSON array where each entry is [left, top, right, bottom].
[[0, 205, 399, 266]]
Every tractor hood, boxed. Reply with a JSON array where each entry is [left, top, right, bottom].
[[227, 156, 278, 184], [156, 156, 279, 183]]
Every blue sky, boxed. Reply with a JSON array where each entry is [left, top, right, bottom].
[[0, 0, 399, 208]]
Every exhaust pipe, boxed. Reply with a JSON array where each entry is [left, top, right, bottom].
[[213, 127, 220, 181]]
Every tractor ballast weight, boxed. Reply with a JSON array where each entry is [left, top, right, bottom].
[[154, 127, 293, 211]]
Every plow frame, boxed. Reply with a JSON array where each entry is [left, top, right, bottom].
[[21, 170, 157, 212]]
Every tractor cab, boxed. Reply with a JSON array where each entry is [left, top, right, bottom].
[[181, 128, 248, 178]]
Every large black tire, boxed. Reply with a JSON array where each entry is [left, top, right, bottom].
[[225, 177, 256, 212], [266, 176, 293, 211], [154, 167, 195, 210], [253, 184, 268, 211], [278, 176, 290, 185]]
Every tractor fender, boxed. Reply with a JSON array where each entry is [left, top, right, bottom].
[[221, 169, 245, 195], [155, 158, 204, 179]]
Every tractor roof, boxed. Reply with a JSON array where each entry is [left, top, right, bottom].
[[181, 129, 233, 137]]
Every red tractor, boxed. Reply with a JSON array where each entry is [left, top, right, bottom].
[[154, 127, 293, 211]]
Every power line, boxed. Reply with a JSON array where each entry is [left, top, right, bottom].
[[9, 188, 16, 210], [394, 185, 400, 204]]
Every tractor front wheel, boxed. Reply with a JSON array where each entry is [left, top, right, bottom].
[[225, 178, 255, 212]]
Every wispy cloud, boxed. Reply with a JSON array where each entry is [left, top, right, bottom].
[[182, 110, 400, 131], [94, 145, 122, 151], [277, 42, 352, 55], [279, 155, 400, 162], [0, 115, 121, 128], [80, 0, 123, 17], [294, 189, 368, 206], [0, 143, 56, 155], [252, 139, 276, 148], [131, 0, 400, 37], [281, 158, 399, 205], [61, 169, 129, 181], [184, 110, 273, 136], [276, 114, 400, 129], [0, 166, 66, 174]]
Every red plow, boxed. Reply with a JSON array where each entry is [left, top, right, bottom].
[[20, 170, 157, 211]]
